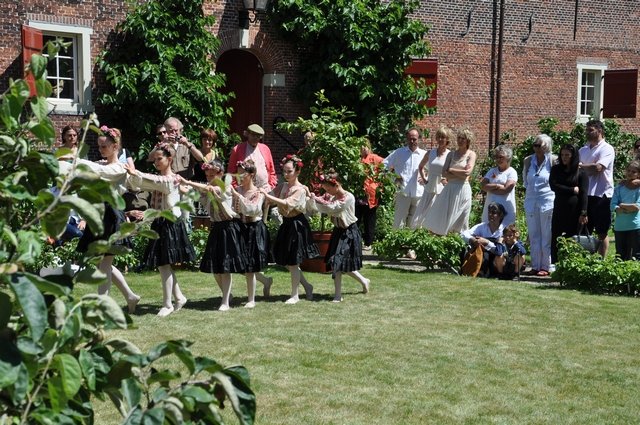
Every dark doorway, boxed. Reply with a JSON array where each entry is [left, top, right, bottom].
[[216, 49, 263, 138]]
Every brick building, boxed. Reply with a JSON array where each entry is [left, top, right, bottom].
[[2, 0, 639, 160]]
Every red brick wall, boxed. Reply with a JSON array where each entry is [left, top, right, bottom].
[[2, 0, 639, 161]]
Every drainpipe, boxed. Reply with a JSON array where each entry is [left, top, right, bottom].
[[488, 0, 498, 150], [494, 0, 505, 146]]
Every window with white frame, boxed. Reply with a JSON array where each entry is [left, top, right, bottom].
[[576, 63, 607, 123], [27, 21, 93, 114]]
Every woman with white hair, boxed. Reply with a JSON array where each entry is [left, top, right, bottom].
[[523, 134, 556, 276], [481, 145, 518, 226]]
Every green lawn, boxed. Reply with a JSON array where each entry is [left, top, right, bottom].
[[86, 265, 640, 424]]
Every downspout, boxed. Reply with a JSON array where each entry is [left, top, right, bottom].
[[494, 0, 505, 146], [488, 0, 498, 150]]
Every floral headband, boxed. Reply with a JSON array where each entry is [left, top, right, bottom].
[[201, 161, 222, 172], [281, 154, 303, 169], [318, 174, 338, 185], [100, 125, 120, 142]]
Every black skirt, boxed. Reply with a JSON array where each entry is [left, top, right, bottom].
[[273, 214, 320, 266], [200, 220, 248, 274], [77, 202, 131, 254], [242, 220, 270, 272], [325, 223, 363, 274], [142, 218, 196, 269]]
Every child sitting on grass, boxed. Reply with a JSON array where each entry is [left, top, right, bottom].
[[494, 224, 527, 280]]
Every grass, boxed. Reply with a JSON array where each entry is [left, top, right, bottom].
[[83, 264, 640, 424]]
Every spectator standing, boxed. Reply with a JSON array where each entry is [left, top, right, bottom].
[[480, 145, 518, 227], [578, 119, 615, 257], [383, 128, 426, 228], [411, 125, 452, 229], [356, 139, 384, 249], [549, 143, 588, 263], [610, 160, 640, 260], [164, 117, 205, 179], [227, 124, 277, 192], [192, 128, 218, 183], [424, 128, 477, 235], [523, 134, 555, 276]]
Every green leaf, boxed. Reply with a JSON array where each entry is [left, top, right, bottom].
[[48, 376, 68, 412], [30, 53, 47, 79], [79, 349, 96, 391], [147, 370, 180, 385], [82, 294, 127, 329], [53, 353, 83, 398], [9, 273, 47, 341], [213, 367, 256, 424], [167, 340, 195, 374], [59, 195, 104, 236], [75, 264, 108, 285], [0, 335, 21, 388], [106, 338, 143, 356], [24, 272, 71, 297], [122, 377, 142, 411], [182, 385, 215, 403], [141, 408, 165, 425]]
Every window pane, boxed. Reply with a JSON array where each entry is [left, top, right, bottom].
[[59, 58, 74, 78], [585, 86, 594, 101], [46, 59, 57, 77], [59, 80, 73, 99]]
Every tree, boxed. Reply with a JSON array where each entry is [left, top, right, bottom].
[[97, 0, 233, 160], [270, 0, 433, 153], [0, 44, 254, 424]]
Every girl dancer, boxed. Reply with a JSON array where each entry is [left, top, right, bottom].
[[178, 160, 247, 311], [231, 160, 270, 308], [261, 154, 318, 304], [125, 144, 195, 317], [63, 126, 140, 313], [310, 170, 370, 302]]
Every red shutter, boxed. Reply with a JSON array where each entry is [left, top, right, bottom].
[[603, 69, 638, 119], [405, 59, 438, 108], [21, 25, 43, 96]]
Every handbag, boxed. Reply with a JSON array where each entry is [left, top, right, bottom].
[[572, 224, 599, 254], [461, 244, 484, 277]]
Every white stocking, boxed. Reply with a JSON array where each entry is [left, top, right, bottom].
[[245, 273, 256, 304], [159, 265, 174, 309], [334, 272, 343, 302]]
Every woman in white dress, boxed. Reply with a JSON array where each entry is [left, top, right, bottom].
[[411, 126, 453, 229], [480, 145, 518, 227], [424, 128, 477, 235]]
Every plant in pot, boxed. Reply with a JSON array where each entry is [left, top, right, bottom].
[[277, 91, 395, 272]]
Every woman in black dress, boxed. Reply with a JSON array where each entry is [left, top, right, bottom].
[[549, 144, 588, 263]]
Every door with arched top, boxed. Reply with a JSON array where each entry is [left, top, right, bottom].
[[216, 49, 263, 138]]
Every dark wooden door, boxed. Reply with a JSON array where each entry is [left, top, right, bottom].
[[216, 50, 263, 138]]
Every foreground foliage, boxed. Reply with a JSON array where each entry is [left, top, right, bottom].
[[0, 47, 254, 424]]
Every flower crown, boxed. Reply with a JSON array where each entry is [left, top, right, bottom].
[[100, 125, 120, 142], [318, 174, 338, 185], [281, 154, 303, 169]]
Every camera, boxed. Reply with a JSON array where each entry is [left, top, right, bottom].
[[173, 135, 182, 143]]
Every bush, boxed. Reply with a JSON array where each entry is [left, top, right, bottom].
[[373, 229, 465, 272], [553, 237, 640, 295]]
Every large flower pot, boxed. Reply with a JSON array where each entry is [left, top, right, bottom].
[[300, 231, 332, 273]]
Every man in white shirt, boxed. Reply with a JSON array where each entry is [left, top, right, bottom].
[[383, 128, 427, 228], [578, 119, 615, 256]]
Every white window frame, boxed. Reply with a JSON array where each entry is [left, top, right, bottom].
[[28, 21, 93, 115], [576, 63, 607, 124]]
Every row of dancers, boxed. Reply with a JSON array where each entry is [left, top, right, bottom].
[[58, 130, 370, 316]]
